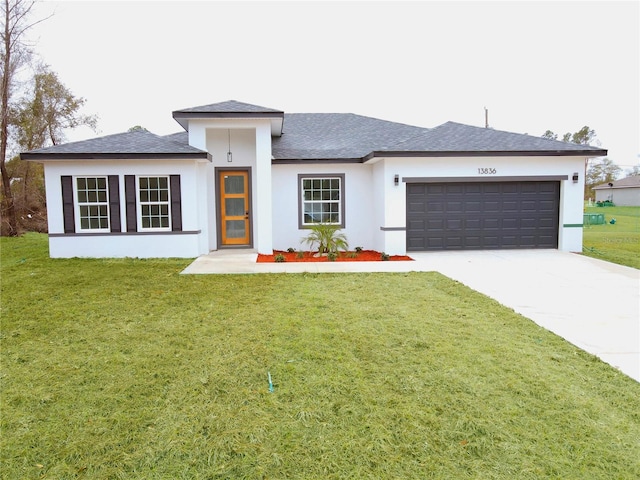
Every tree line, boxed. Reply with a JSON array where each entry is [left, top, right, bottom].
[[542, 126, 637, 201], [1, 0, 96, 236]]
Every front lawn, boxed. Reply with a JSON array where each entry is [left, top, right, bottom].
[[2, 233, 639, 479], [582, 205, 640, 269]]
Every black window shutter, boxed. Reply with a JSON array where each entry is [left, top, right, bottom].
[[170, 175, 182, 231], [124, 175, 137, 232], [61, 176, 75, 233], [108, 175, 121, 232]]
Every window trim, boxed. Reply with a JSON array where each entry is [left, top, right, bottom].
[[73, 176, 111, 233], [136, 175, 172, 232], [298, 174, 345, 229]]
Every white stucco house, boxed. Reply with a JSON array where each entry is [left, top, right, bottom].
[[21, 100, 607, 258], [593, 175, 640, 206]]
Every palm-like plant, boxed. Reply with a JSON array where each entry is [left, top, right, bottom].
[[301, 223, 349, 256]]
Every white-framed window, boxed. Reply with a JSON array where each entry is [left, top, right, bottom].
[[299, 174, 345, 228], [75, 176, 110, 231], [138, 176, 171, 230]]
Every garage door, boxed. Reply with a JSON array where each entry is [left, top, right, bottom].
[[406, 181, 560, 251]]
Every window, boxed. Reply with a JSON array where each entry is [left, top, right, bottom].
[[299, 174, 345, 227], [75, 177, 110, 231], [138, 176, 171, 230]]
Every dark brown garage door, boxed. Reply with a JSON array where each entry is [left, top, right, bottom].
[[406, 181, 560, 251]]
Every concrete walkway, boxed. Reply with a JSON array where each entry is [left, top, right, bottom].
[[182, 249, 640, 382]]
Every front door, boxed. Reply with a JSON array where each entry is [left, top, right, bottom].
[[219, 170, 251, 246]]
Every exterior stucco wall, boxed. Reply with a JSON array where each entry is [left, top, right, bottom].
[[368, 155, 587, 254], [41, 159, 209, 258], [271, 163, 374, 252], [272, 155, 587, 255], [595, 187, 640, 206], [191, 119, 272, 253]]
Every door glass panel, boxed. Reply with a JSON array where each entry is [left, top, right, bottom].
[[226, 220, 246, 238], [225, 198, 245, 216], [224, 175, 245, 194]]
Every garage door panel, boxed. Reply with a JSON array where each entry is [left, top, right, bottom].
[[466, 218, 481, 229], [407, 201, 426, 214], [501, 183, 519, 193], [520, 218, 538, 228], [538, 218, 557, 228], [539, 199, 557, 210], [426, 201, 444, 213], [521, 200, 540, 211], [502, 218, 519, 229], [407, 219, 426, 231], [483, 236, 500, 248], [445, 237, 463, 248], [406, 181, 559, 251], [502, 200, 519, 212], [446, 219, 463, 230], [407, 184, 425, 195], [464, 237, 482, 248], [484, 218, 500, 229], [483, 199, 500, 209], [425, 184, 444, 194], [501, 235, 518, 247], [427, 219, 444, 230], [466, 201, 481, 213], [447, 201, 464, 213], [538, 236, 556, 247], [483, 184, 501, 194], [446, 185, 464, 194]]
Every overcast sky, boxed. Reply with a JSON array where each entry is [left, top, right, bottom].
[[25, 0, 639, 169]]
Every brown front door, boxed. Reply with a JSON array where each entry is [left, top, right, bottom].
[[219, 170, 250, 245]]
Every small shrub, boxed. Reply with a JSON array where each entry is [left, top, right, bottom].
[[381, 252, 390, 261], [327, 252, 338, 262], [275, 254, 286, 263], [347, 252, 358, 258], [301, 223, 349, 255], [296, 251, 304, 259]]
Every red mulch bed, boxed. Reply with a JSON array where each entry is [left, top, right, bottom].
[[257, 250, 414, 263]]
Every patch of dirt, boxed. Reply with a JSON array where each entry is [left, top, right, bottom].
[[257, 250, 414, 263]]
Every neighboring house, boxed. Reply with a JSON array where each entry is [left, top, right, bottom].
[[21, 100, 607, 258], [593, 175, 640, 206]]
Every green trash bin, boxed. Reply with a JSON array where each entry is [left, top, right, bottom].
[[583, 213, 605, 225]]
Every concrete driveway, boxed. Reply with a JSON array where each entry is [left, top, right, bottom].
[[182, 249, 640, 382]]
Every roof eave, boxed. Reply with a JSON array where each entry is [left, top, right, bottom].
[[172, 111, 285, 136], [272, 157, 363, 164], [365, 149, 608, 160], [20, 152, 212, 161]]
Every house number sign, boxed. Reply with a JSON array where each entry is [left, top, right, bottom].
[[478, 168, 497, 174]]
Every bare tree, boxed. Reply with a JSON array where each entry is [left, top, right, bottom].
[[12, 65, 96, 214], [1, 0, 48, 235]]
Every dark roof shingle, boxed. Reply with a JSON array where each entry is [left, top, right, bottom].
[[271, 113, 429, 160], [380, 121, 608, 156], [593, 175, 640, 190], [21, 105, 608, 162], [20, 130, 210, 160], [172, 100, 283, 115]]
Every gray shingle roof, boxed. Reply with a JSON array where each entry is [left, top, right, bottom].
[[20, 130, 210, 160], [21, 104, 608, 162], [172, 100, 283, 114], [172, 100, 285, 135], [376, 121, 608, 157], [593, 175, 640, 190], [271, 113, 429, 160]]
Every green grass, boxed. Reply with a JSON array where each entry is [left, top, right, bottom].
[[582, 206, 640, 269], [2, 233, 640, 479]]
